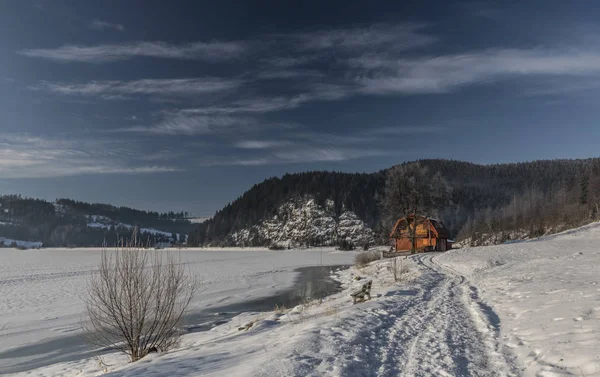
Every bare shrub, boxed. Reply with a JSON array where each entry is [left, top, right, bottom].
[[273, 303, 287, 315], [84, 247, 197, 362], [355, 251, 380, 268]]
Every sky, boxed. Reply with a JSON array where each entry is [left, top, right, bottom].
[[2, 0, 600, 215]]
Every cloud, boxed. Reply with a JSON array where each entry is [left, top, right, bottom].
[[175, 48, 600, 116], [201, 147, 390, 167], [296, 23, 436, 52], [30, 78, 242, 99], [353, 49, 600, 95], [257, 69, 324, 80], [116, 113, 252, 135], [264, 56, 318, 68], [0, 134, 180, 178], [522, 78, 600, 96], [371, 126, 445, 135], [89, 20, 125, 32], [274, 147, 388, 163], [234, 140, 293, 149], [182, 97, 302, 114], [18, 41, 246, 63], [182, 83, 355, 115]]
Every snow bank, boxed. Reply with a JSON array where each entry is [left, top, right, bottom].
[[437, 222, 600, 377]]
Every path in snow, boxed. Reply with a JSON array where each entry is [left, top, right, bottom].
[[258, 253, 519, 377]]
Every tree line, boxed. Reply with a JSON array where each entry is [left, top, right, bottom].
[[188, 158, 600, 247], [0, 195, 195, 247]]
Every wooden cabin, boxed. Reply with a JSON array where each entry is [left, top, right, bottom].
[[389, 214, 452, 252]]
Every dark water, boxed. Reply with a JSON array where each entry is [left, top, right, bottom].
[[185, 265, 347, 332], [0, 265, 348, 374]]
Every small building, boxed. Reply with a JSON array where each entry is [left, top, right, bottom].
[[389, 214, 452, 252]]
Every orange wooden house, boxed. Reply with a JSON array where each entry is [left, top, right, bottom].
[[389, 214, 452, 252]]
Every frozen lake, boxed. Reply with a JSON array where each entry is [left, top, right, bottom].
[[0, 247, 355, 374]]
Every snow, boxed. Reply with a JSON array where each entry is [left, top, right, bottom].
[[437, 222, 600, 377], [0, 237, 42, 249], [85, 215, 177, 239], [4, 245, 519, 377], [2, 246, 413, 377], [230, 196, 375, 247], [0, 247, 355, 374], [188, 217, 210, 224], [5, 222, 600, 377]]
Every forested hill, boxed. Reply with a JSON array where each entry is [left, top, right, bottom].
[[0, 196, 195, 247], [188, 158, 600, 247], [188, 171, 387, 246]]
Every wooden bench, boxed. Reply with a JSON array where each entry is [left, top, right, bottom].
[[350, 280, 372, 304]]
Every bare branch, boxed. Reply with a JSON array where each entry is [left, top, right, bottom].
[[84, 241, 198, 361]]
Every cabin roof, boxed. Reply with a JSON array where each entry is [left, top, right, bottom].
[[389, 214, 450, 239]]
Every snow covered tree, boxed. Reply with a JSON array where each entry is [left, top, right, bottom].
[[383, 163, 451, 252]]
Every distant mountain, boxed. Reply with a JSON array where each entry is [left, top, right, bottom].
[[0, 196, 196, 247], [188, 159, 600, 247]]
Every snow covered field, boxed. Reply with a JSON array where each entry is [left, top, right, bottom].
[[438, 223, 600, 377], [0, 247, 355, 374], [4, 223, 600, 377]]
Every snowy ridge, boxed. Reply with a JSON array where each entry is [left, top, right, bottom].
[[85, 215, 179, 240], [0, 237, 42, 249], [188, 217, 210, 224], [229, 196, 375, 247]]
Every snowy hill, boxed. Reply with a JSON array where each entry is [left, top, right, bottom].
[[0, 195, 194, 247], [85, 215, 180, 241], [0, 237, 43, 249], [229, 196, 375, 247], [437, 222, 600, 376]]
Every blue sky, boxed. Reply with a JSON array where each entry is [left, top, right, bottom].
[[2, 0, 600, 215]]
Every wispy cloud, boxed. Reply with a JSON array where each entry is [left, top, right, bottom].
[[30, 78, 242, 99], [274, 147, 388, 163], [89, 19, 125, 32], [522, 78, 600, 96], [234, 140, 293, 149], [264, 56, 318, 68], [201, 147, 390, 167], [257, 69, 324, 80], [182, 83, 355, 114], [19, 41, 246, 63], [353, 49, 600, 95], [116, 113, 252, 135], [173, 48, 600, 116], [297, 23, 436, 52], [0, 134, 180, 178], [371, 126, 445, 135]]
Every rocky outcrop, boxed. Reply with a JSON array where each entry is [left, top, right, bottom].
[[229, 196, 374, 247]]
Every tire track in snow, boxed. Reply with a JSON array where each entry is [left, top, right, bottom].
[[427, 254, 521, 377]]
